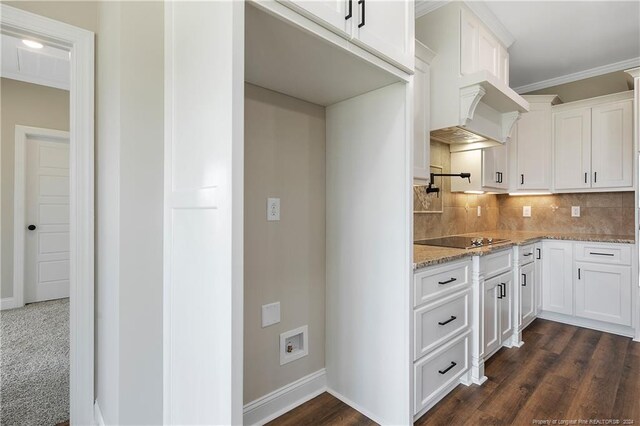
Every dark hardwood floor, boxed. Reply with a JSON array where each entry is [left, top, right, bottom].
[[268, 319, 640, 426]]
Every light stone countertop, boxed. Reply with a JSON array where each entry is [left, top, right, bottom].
[[413, 231, 635, 271]]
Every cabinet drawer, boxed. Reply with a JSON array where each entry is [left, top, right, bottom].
[[414, 259, 471, 307], [414, 332, 469, 415], [414, 290, 470, 360], [575, 243, 631, 265], [482, 248, 513, 279], [519, 243, 535, 265]]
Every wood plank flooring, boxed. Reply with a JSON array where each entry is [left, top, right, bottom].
[[268, 319, 640, 426]]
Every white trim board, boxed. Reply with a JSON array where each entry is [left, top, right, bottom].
[[243, 369, 327, 426], [13, 125, 70, 310], [514, 57, 640, 94], [0, 297, 17, 310], [0, 5, 95, 425]]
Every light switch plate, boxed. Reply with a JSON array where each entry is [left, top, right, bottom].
[[571, 206, 581, 217], [262, 302, 280, 328], [523, 206, 531, 217], [267, 198, 280, 221]]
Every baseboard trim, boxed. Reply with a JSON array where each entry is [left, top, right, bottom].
[[0, 297, 17, 310], [243, 369, 326, 426], [94, 400, 105, 426], [538, 311, 635, 338]]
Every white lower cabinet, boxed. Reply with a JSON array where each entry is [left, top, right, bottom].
[[575, 262, 632, 326], [483, 271, 513, 357], [534, 243, 542, 314], [413, 259, 472, 418], [519, 262, 535, 328], [542, 241, 574, 315]]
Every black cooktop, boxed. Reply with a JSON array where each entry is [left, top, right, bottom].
[[414, 236, 509, 249]]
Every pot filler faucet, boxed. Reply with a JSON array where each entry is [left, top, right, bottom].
[[426, 172, 471, 196]]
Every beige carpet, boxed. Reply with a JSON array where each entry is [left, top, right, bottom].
[[0, 299, 69, 426]]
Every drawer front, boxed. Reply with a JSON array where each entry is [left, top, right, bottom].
[[519, 243, 535, 265], [575, 243, 632, 265], [414, 259, 471, 307], [414, 332, 469, 415], [414, 290, 470, 360], [482, 248, 513, 279]]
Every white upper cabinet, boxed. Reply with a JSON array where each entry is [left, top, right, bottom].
[[460, 9, 508, 86], [511, 96, 559, 192], [414, 42, 436, 184], [591, 100, 633, 188], [482, 144, 508, 190], [553, 92, 633, 192], [281, 0, 414, 72]]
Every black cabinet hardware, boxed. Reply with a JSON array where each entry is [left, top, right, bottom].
[[438, 361, 457, 375], [523, 252, 533, 257], [358, 0, 365, 28], [438, 277, 457, 285], [345, 0, 352, 19], [578, 268, 581, 279], [28, 224, 36, 231], [594, 172, 597, 183], [522, 273, 527, 286], [536, 248, 541, 260], [496, 172, 500, 183], [497, 284, 503, 299], [585, 172, 588, 184], [520, 174, 524, 185], [501, 283, 506, 298], [438, 315, 457, 326], [589, 252, 614, 257], [498, 172, 503, 183]]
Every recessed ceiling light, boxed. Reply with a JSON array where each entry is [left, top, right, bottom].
[[22, 39, 44, 49]]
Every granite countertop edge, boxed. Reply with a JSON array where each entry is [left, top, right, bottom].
[[413, 233, 635, 271]]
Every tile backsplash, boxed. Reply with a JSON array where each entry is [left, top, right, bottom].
[[414, 142, 636, 241], [497, 192, 635, 236]]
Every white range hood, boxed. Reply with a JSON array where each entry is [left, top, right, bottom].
[[416, 2, 530, 151]]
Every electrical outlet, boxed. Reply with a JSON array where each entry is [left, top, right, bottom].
[[261, 302, 280, 328], [477, 206, 482, 217], [571, 206, 581, 217], [523, 206, 531, 217], [267, 197, 280, 221]]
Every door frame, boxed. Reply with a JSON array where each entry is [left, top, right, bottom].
[[1, 5, 95, 425], [13, 125, 70, 308]]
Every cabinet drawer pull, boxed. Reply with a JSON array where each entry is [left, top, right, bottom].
[[589, 252, 614, 257], [345, 0, 352, 19], [438, 315, 457, 326], [520, 174, 524, 185], [523, 252, 533, 257], [438, 361, 457, 375], [536, 248, 541, 260], [578, 268, 581, 279], [585, 172, 588, 184], [594, 171, 597, 183], [438, 277, 457, 285], [358, 0, 365, 28], [522, 273, 527, 286]]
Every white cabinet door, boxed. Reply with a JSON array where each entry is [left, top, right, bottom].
[[554, 108, 591, 190], [460, 9, 479, 76], [478, 26, 499, 77], [352, 0, 413, 71], [542, 241, 574, 315], [414, 55, 430, 183], [534, 243, 542, 314], [482, 145, 508, 189], [591, 100, 633, 189], [515, 103, 552, 190], [519, 262, 535, 328], [575, 262, 632, 326], [483, 275, 500, 357], [281, 0, 351, 37], [499, 275, 513, 343]]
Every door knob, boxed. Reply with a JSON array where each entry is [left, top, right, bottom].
[[28, 224, 36, 231]]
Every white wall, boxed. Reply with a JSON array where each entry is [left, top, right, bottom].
[[244, 83, 326, 403]]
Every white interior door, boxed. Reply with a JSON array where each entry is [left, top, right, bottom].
[[25, 136, 70, 303]]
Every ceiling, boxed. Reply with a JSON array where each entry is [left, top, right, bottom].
[[417, 1, 640, 93], [1, 33, 70, 90]]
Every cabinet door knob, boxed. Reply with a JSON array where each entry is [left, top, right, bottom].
[[28, 224, 36, 231]]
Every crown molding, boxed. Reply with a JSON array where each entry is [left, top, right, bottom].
[[415, 0, 449, 18], [463, 1, 515, 48], [514, 57, 640, 94]]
